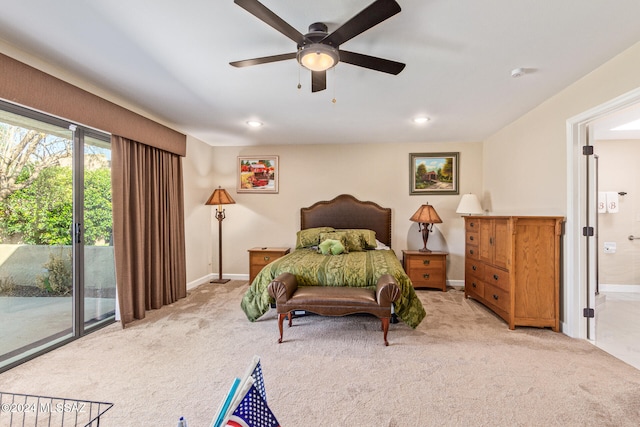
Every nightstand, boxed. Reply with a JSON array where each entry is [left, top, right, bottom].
[[248, 247, 290, 283], [402, 250, 448, 291]]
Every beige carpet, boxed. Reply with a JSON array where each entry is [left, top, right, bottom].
[[1, 281, 640, 427]]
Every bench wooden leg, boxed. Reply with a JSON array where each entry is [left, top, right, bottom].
[[381, 317, 390, 346], [277, 313, 288, 344]]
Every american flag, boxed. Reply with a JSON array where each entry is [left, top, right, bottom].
[[226, 383, 280, 427], [250, 359, 267, 404]]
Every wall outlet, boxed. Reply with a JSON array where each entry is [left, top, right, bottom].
[[603, 242, 616, 253]]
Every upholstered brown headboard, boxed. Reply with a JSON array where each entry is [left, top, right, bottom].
[[300, 194, 392, 247]]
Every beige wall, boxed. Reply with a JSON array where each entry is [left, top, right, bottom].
[[483, 41, 640, 216], [183, 141, 484, 286], [182, 136, 218, 286]]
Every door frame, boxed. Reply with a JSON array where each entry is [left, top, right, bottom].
[[566, 87, 640, 339]]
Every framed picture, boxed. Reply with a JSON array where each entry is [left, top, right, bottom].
[[409, 152, 459, 195], [237, 156, 279, 193]]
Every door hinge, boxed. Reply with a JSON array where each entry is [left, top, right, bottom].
[[583, 308, 595, 318], [582, 226, 594, 237], [583, 145, 594, 155]]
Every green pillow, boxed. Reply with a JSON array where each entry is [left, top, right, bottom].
[[296, 227, 335, 248], [319, 231, 349, 251], [318, 239, 345, 255]]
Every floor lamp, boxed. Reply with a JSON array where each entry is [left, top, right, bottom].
[[206, 186, 236, 283]]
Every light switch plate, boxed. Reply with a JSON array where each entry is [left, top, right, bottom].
[[603, 242, 616, 253]]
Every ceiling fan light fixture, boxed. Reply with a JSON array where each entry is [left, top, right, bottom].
[[246, 120, 263, 128], [298, 43, 339, 72]]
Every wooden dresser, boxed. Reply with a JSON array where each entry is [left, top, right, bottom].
[[464, 216, 563, 331], [248, 247, 290, 283]]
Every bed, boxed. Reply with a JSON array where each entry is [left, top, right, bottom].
[[240, 194, 426, 328]]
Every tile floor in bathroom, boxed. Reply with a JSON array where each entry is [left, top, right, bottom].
[[595, 292, 640, 370]]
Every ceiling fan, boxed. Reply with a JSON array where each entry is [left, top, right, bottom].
[[230, 0, 406, 92]]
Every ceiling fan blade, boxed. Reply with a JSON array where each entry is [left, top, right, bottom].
[[234, 0, 305, 45], [323, 0, 401, 47], [311, 71, 327, 92], [230, 52, 297, 68], [339, 50, 405, 75]]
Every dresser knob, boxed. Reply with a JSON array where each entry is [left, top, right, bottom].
[[469, 236, 474, 241], [472, 282, 477, 288], [493, 274, 499, 281], [422, 259, 430, 265], [492, 294, 499, 300], [469, 249, 474, 255], [264, 256, 271, 261], [423, 273, 430, 279], [472, 265, 477, 271]]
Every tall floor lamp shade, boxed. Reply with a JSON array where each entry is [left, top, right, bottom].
[[410, 203, 443, 252], [206, 186, 236, 284]]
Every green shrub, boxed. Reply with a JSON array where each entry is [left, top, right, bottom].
[[37, 251, 72, 295], [0, 276, 16, 295]]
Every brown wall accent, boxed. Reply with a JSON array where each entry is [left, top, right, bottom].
[[0, 53, 186, 156]]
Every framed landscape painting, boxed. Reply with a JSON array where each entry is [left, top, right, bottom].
[[409, 152, 459, 195], [237, 156, 279, 193]]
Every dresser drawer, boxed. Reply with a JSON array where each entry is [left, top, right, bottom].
[[465, 277, 484, 298], [466, 244, 480, 260], [465, 260, 484, 280], [484, 265, 509, 292], [484, 283, 510, 313], [465, 219, 481, 232], [465, 231, 479, 246]]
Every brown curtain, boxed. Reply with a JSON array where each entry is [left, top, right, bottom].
[[111, 135, 187, 326]]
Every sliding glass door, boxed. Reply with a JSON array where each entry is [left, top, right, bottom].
[[0, 102, 115, 372]]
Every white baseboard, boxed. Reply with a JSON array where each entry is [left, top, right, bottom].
[[447, 279, 465, 290], [187, 273, 250, 290], [599, 284, 640, 293]]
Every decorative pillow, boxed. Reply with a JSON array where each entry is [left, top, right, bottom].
[[318, 231, 350, 252], [318, 239, 345, 255], [321, 229, 375, 251], [296, 227, 335, 249], [351, 229, 378, 249], [342, 229, 366, 252]]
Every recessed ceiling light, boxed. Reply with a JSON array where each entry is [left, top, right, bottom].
[[246, 120, 263, 128], [611, 119, 640, 131], [511, 67, 525, 78], [413, 116, 430, 124]]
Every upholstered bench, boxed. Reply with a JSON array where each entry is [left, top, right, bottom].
[[267, 272, 400, 346]]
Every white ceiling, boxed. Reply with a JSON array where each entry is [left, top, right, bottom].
[[1, 0, 640, 147]]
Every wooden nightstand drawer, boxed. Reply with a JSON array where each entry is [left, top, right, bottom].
[[402, 250, 448, 291], [248, 247, 290, 283]]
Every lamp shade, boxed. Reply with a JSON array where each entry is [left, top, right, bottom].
[[410, 204, 443, 224], [205, 186, 236, 206], [456, 193, 483, 215]]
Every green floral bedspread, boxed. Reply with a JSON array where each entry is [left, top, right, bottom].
[[240, 248, 426, 328]]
